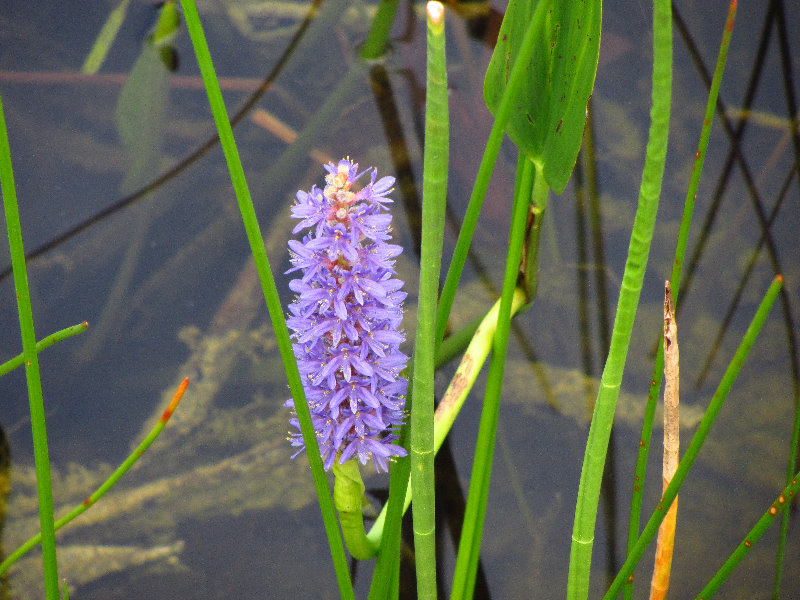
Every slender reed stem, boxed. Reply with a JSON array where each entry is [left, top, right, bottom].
[[411, 3, 448, 597], [367, 289, 527, 545], [604, 275, 783, 599], [0, 92, 60, 600], [178, 2, 354, 597], [567, 0, 672, 595], [0, 322, 88, 377], [434, 8, 542, 352], [700, 462, 800, 598], [0, 378, 189, 575], [624, 5, 736, 597], [450, 157, 542, 600], [360, 0, 399, 60]]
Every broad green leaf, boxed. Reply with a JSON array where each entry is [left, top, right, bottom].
[[484, 0, 601, 193]]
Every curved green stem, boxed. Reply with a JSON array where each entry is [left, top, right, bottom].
[[333, 459, 379, 560]]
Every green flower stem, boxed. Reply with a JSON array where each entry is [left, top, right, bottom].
[[332, 459, 379, 560], [0, 321, 89, 377], [367, 288, 527, 546], [450, 158, 539, 600], [0, 92, 60, 600], [603, 275, 783, 599], [178, 2, 354, 598], [369, 394, 411, 600], [624, 4, 736, 598], [0, 378, 189, 576], [566, 0, 672, 596], [410, 3, 448, 597]]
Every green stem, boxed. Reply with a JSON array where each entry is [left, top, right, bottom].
[[0, 378, 189, 576], [332, 459, 378, 560], [604, 275, 783, 599], [520, 155, 547, 305], [367, 289, 527, 546], [450, 157, 541, 600], [567, 0, 672, 596], [367, 301, 514, 600], [0, 322, 89, 377], [0, 92, 60, 600], [701, 463, 800, 598], [81, 0, 132, 74], [178, 2, 354, 598], [410, 4, 448, 597], [624, 3, 736, 597]]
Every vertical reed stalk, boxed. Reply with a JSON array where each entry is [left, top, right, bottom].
[[0, 94, 60, 599], [567, 0, 673, 595], [450, 157, 542, 600], [624, 5, 736, 597], [178, 2, 354, 597], [411, 3, 448, 597]]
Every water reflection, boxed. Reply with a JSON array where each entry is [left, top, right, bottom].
[[0, 0, 797, 598]]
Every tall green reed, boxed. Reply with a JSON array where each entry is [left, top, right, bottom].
[[410, 3, 448, 598], [624, 2, 737, 598], [567, 0, 671, 594], [0, 87, 60, 600], [179, 1, 355, 597]]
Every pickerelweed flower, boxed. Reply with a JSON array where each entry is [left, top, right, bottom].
[[284, 158, 408, 473]]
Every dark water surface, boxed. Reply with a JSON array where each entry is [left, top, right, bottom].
[[0, 1, 799, 598]]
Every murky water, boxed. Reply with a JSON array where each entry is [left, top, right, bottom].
[[0, 1, 798, 598]]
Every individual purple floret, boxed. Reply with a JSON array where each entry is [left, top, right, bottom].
[[284, 158, 408, 473]]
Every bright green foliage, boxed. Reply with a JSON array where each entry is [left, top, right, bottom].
[[483, 0, 601, 193]]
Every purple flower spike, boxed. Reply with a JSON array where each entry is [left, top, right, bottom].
[[285, 158, 408, 473]]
